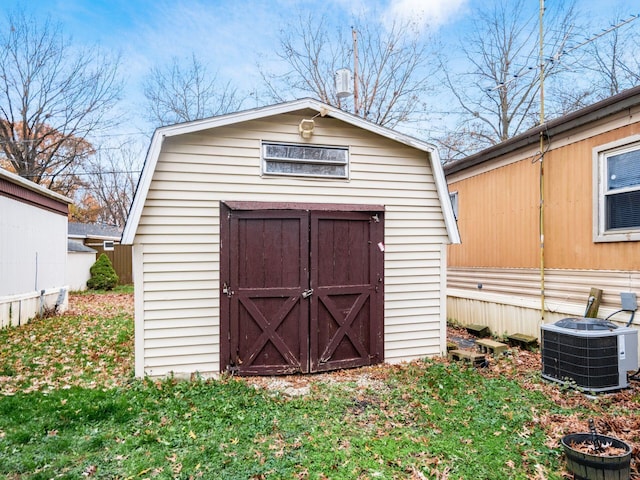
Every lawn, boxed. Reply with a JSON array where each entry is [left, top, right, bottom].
[[0, 291, 639, 479]]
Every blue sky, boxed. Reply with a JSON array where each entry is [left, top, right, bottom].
[[2, 0, 639, 142]]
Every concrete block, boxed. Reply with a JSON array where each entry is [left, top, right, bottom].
[[448, 349, 487, 367], [477, 338, 508, 355], [465, 324, 491, 337]]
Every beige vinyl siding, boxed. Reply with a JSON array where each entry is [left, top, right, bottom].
[[134, 113, 449, 376]]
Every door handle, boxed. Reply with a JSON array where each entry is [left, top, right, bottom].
[[302, 289, 313, 299]]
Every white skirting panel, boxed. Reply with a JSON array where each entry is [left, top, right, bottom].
[[447, 267, 640, 339]]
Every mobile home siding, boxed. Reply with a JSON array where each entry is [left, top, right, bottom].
[[448, 119, 640, 272], [1, 169, 71, 327], [134, 113, 449, 377], [446, 97, 640, 335]]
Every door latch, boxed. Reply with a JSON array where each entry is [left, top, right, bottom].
[[302, 289, 313, 299], [222, 282, 234, 297]]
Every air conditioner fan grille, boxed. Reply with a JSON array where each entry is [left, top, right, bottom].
[[541, 331, 619, 389]]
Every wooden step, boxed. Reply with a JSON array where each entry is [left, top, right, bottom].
[[476, 338, 509, 355]]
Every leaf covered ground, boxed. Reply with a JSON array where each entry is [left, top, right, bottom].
[[0, 291, 639, 479], [0, 292, 134, 395]]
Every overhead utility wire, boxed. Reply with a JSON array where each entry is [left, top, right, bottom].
[[19, 170, 142, 178]]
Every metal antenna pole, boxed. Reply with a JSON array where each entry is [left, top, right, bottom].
[[352, 28, 359, 116], [539, 0, 546, 324]]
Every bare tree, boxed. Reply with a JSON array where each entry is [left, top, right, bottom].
[[260, 13, 435, 128], [435, 0, 581, 157], [580, 14, 640, 99], [143, 53, 245, 127], [71, 141, 141, 228], [0, 10, 122, 193]]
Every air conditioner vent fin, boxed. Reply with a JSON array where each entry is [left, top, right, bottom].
[[541, 319, 638, 392]]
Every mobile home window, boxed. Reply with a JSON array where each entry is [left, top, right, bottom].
[[594, 139, 640, 242], [262, 143, 348, 179]]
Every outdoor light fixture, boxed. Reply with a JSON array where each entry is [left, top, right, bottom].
[[298, 118, 315, 138]]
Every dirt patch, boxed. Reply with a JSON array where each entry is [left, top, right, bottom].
[[244, 364, 393, 397]]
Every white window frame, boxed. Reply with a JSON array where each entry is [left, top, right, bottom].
[[593, 135, 640, 242], [449, 191, 458, 220], [261, 142, 349, 179]]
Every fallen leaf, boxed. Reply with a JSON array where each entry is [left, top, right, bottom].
[[82, 465, 97, 477]]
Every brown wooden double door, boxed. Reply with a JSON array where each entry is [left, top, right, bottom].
[[220, 204, 384, 375]]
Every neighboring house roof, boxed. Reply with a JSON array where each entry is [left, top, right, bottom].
[[0, 167, 72, 215], [123, 97, 460, 245], [67, 240, 97, 253], [68, 222, 122, 241], [444, 85, 640, 176]]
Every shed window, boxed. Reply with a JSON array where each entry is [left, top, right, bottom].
[[594, 138, 640, 242], [262, 143, 348, 179]]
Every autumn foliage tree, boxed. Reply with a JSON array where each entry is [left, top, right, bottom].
[[0, 121, 94, 197], [0, 10, 121, 195], [79, 141, 141, 228], [68, 192, 102, 225]]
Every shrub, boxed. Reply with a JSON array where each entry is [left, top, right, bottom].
[[87, 253, 119, 290]]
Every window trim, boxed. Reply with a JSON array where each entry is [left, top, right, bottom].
[[261, 142, 349, 180], [449, 191, 458, 220], [593, 135, 640, 243]]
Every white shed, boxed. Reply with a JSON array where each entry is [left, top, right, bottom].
[[123, 98, 460, 378], [0, 168, 72, 327]]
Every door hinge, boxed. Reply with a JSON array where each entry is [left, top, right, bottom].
[[302, 288, 313, 299]]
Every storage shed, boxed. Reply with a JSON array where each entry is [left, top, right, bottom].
[[123, 98, 460, 378]]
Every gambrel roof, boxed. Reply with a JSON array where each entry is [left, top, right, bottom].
[[123, 98, 460, 244]]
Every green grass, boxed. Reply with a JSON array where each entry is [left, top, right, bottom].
[[73, 284, 134, 295], [0, 365, 566, 479], [0, 291, 635, 479]]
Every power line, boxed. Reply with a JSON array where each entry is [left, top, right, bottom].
[[19, 170, 141, 178]]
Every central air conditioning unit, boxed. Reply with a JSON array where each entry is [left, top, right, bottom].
[[541, 317, 638, 392]]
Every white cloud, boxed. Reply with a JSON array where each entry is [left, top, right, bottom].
[[383, 0, 469, 32]]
